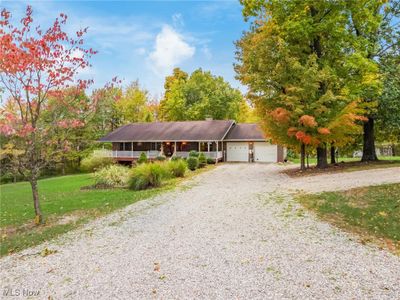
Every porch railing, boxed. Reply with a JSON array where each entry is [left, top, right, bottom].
[[175, 151, 223, 159], [94, 150, 223, 160], [94, 150, 160, 158]]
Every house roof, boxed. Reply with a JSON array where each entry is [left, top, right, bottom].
[[99, 120, 235, 142], [224, 123, 266, 141]]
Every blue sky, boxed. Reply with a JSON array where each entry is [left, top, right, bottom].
[[1, 0, 248, 98]]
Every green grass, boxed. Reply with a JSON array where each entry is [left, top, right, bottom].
[[0, 166, 213, 256], [297, 183, 400, 254], [288, 156, 400, 164]]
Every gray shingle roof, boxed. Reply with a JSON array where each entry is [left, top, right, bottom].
[[224, 123, 266, 141], [99, 120, 235, 142]]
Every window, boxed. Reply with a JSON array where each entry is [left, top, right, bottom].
[[151, 142, 160, 151], [125, 143, 132, 151]]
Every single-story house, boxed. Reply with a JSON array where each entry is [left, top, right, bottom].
[[98, 120, 285, 163]]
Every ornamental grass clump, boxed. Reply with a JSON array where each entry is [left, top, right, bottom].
[[93, 165, 130, 188], [81, 152, 114, 172], [128, 162, 167, 190], [167, 159, 187, 177]]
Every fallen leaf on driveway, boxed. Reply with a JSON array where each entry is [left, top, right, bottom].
[[154, 262, 160, 272]]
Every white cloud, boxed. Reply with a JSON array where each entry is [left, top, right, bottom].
[[148, 25, 195, 76], [201, 45, 212, 60]]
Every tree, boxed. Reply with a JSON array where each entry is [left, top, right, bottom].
[[237, 99, 259, 123], [0, 6, 96, 223], [344, 0, 399, 161], [42, 88, 93, 174], [236, 0, 367, 169], [89, 83, 122, 137], [160, 68, 243, 121], [159, 67, 188, 120], [376, 54, 400, 145], [115, 80, 154, 124]]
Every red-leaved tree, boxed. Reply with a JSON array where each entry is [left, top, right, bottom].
[[0, 6, 97, 223]]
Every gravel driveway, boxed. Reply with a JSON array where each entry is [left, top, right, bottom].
[[1, 164, 400, 299]]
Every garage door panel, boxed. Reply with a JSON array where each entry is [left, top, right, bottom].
[[227, 142, 248, 162], [254, 142, 277, 162]]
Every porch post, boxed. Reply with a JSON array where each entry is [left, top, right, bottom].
[[174, 141, 177, 156], [221, 141, 224, 162], [198, 142, 201, 152], [160, 143, 164, 156], [207, 142, 210, 152], [131, 142, 134, 158], [216, 141, 219, 164]]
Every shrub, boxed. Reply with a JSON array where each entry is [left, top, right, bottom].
[[128, 162, 166, 190], [137, 152, 148, 164], [93, 165, 130, 188], [171, 156, 181, 161], [81, 152, 114, 172], [187, 156, 198, 171], [156, 155, 166, 161], [198, 153, 207, 168], [167, 160, 187, 177], [207, 157, 215, 164], [189, 150, 199, 158]]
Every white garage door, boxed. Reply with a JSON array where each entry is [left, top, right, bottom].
[[254, 142, 277, 162], [227, 142, 249, 162]]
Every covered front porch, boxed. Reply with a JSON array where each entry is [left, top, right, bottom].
[[104, 141, 224, 161]]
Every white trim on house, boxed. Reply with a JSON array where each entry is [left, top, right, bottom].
[[224, 139, 266, 142], [220, 121, 236, 141], [99, 139, 228, 143]]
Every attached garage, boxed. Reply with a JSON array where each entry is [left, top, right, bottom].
[[227, 142, 249, 162], [224, 124, 284, 163], [253, 142, 278, 162]]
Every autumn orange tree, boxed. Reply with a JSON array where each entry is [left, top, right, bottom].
[[0, 6, 96, 223], [236, 0, 373, 169]]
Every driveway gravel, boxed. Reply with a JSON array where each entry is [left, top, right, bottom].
[[1, 164, 399, 299]]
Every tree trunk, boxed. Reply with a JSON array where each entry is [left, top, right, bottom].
[[29, 177, 43, 224], [316, 145, 328, 169], [361, 117, 378, 162], [62, 157, 66, 176], [392, 144, 396, 156], [330, 145, 336, 164], [300, 143, 306, 171]]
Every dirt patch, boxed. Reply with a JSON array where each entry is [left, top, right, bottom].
[[282, 160, 400, 178], [1, 211, 85, 240]]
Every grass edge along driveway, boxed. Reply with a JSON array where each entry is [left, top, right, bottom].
[[0, 166, 213, 257], [296, 183, 400, 255]]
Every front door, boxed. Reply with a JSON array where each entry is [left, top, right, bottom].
[[163, 143, 175, 157]]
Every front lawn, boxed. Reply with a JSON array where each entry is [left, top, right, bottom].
[[297, 183, 400, 255], [0, 166, 212, 256]]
